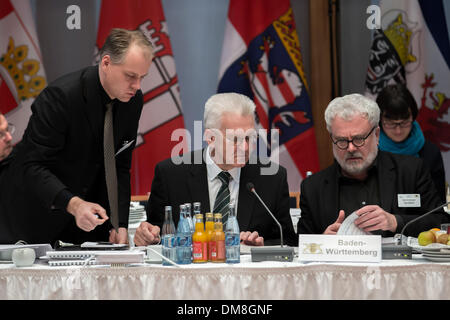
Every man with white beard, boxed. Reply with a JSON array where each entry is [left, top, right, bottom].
[[297, 94, 448, 237]]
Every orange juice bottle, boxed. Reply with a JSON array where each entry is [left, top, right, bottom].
[[205, 212, 214, 261], [192, 213, 207, 263], [210, 213, 226, 262]]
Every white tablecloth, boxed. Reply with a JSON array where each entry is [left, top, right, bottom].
[[1, 255, 449, 300]]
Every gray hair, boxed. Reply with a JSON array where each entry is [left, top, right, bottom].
[[204, 92, 256, 129], [324, 93, 380, 132], [100, 28, 153, 64]]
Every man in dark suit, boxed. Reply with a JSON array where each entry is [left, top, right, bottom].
[[134, 93, 297, 247], [0, 28, 153, 244], [297, 94, 448, 237]]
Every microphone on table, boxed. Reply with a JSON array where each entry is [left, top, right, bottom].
[[246, 182, 294, 262], [383, 201, 450, 260]]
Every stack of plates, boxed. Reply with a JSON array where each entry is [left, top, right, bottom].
[[128, 202, 147, 245], [421, 248, 450, 262]]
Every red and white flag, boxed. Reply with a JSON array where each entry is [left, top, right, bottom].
[[95, 0, 187, 195], [0, 0, 47, 144], [218, 0, 320, 191]]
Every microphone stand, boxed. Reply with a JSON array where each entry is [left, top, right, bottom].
[[246, 183, 294, 262]]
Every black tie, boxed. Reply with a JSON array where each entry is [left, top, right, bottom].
[[104, 102, 119, 232], [213, 171, 231, 225]]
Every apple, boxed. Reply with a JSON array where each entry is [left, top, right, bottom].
[[418, 231, 436, 246]]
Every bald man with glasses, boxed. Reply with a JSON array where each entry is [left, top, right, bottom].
[[297, 94, 449, 237]]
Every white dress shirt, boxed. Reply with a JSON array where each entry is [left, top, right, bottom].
[[205, 146, 241, 214]]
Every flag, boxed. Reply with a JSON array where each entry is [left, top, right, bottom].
[[365, 0, 450, 184], [0, 0, 47, 144], [95, 0, 187, 195], [218, 0, 320, 191]]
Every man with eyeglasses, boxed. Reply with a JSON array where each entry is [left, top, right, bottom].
[[134, 92, 297, 247], [297, 94, 448, 237], [0, 113, 14, 163]]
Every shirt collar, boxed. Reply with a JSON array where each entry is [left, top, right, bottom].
[[205, 145, 241, 183]]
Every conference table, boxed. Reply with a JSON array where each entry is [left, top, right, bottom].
[[0, 252, 449, 300]]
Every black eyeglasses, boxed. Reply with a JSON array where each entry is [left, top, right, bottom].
[[382, 119, 413, 129], [330, 126, 377, 150]]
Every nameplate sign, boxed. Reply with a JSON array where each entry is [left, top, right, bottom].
[[298, 235, 382, 263]]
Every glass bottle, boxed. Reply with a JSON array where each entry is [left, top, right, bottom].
[[193, 202, 201, 232], [446, 184, 450, 211], [205, 212, 214, 261], [184, 203, 194, 234], [224, 203, 240, 264], [161, 205, 177, 266], [192, 213, 208, 263], [176, 204, 192, 264], [210, 213, 226, 263]]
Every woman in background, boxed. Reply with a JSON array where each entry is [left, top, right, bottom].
[[376, 83, 446, 202]]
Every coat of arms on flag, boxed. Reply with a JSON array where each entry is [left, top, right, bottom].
[[0, 0, 47, 144], [218, 0, 319, 192], [365, 0, 450, 184], [95, 0, 187, 195]]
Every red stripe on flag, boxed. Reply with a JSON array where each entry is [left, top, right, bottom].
[[0, 0, 13, 19], [0, 74, 17, 114], [254, 95, 269, 130], [228, 0, 290, 45], [255, 66, 275, 107], [284, 128, 320, 176], [131, 116, 187, 195], [276, 72, 296, 104]]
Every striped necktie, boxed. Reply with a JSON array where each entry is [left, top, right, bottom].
[[213, 171, 231, 225], [104, 102, 119, 232]]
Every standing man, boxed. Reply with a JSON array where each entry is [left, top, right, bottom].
[[297, 94, 448, 237], [134, 92, 297, 247], [1, 28, 153, 244]]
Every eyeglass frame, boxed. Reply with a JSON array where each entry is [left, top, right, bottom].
[[330, 125, 377, 150], [381, 118, 413, 129], [0, 123, 15, 140]]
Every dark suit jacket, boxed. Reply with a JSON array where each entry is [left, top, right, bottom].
[[0, 66, 142, 244], [146, 149, 297, 246], [418, 140, 446, 202], [298, 151, 449, 237]]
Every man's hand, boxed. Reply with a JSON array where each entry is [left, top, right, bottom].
[[354, 205, 397, 233], [134, 221, 161, 246], [324, 210, 345, 235], [66, 196, 108, 232], [109, 227, 128, 244], [240, 231, 264, 246]]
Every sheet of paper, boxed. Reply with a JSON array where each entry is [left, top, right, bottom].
[[336, 212, 371, 235]]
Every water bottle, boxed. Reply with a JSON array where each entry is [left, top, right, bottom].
[[176, 204, 192, 264], [185, 203, 195, 234], [193, 202, 201, 229], [161, 205, 177, 266], [225, 203, 240, 264]]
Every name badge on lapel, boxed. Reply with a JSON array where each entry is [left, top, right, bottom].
[[398, 194, 421, 207]]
